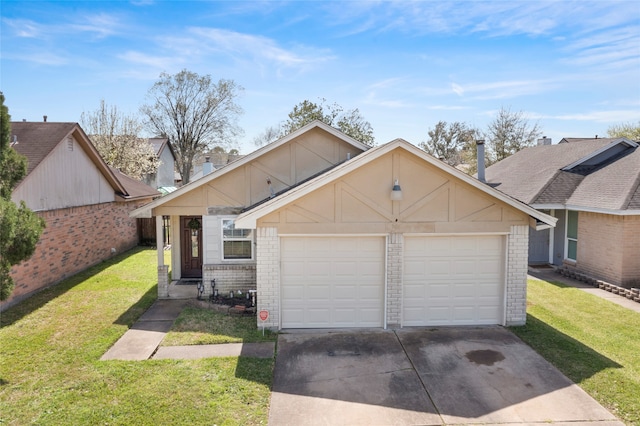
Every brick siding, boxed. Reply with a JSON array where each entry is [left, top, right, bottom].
[[255, 227, 279, 329], [202, 264, 256, 297], [622, 215, 640, 287], [2, 200, 149, 310], [574, 212, 640, 288], [506, 225, 529, 326], [386, 233, 403, 327]]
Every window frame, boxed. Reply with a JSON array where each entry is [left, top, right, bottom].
[[221, 218, 254, 261], [565, 210, 578, 262]]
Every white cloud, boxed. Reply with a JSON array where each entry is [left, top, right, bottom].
[[119, 51, 178, 70], [2, 18, 44, 38], [10, 51, 68, 66], [450, 79, 557, 100], [550, 110, 640, 123], [451, 83, 464, 96], [186, 27, 335, 72], [71, 13, 124, 38], [427, 105, 469, 111]]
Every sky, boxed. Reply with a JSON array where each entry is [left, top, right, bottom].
[[1, 1, 639, 154]]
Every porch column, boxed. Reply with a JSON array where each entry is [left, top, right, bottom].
[[156, 215, 164, 266], [156, 215, 169, 298]]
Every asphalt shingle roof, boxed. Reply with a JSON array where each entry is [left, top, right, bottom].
[[10, 121, 159, 201], [485, 138, 640, 212], [10, 121, 77, 176]]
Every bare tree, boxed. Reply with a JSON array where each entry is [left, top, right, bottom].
[[252, 125, 282, 147], [81, 100, 159, 180], [486, 106, 541, 163], [140, 70, 243, 184], [420, 121, 478, 166]]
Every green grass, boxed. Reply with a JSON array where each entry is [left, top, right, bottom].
[[0, 247, 273, 425], [162, 306, 276, 346], [511, 277, 640, 425]]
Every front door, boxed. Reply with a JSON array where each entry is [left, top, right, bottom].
[[180, 216, 203, 278]]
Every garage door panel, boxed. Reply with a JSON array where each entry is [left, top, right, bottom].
[[307, 285, 330, 301], [404, 236, 504, 326], [282, 285, 304, 301], [281, 237, 384, 328]]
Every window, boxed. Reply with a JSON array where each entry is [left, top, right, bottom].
[[222, 219, 253, 260], [566, 210, 578, 261]]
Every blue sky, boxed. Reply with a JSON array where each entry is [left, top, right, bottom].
[[2, 1, 639, 153]]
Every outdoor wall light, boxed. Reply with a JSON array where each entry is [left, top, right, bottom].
[[390, 179, 403, 201]]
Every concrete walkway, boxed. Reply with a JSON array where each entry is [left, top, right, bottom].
[[100, 299, 274, 361], [528, 267, 640, 314]]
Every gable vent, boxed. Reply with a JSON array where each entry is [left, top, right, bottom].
[[67, 137, 74, 151]]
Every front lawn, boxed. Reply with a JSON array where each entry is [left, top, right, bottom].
[[0, 247, 273, 425], [512, 277, 640, 425], [162, 305, 276, 346]]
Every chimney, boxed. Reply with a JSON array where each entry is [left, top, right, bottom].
[[43, 115, 47, 122], [476, 140, 486, 183], [202, 156, 213, 176], [537, 136, 552, 146], [10, 135, 18, 147]]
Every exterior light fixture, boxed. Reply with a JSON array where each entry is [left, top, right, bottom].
[[390, 179, 403, 201]]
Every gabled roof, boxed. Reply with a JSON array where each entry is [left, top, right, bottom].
[[131, 120, 371, 218], [485, 137, 640, 214], [109, 167, 161, 201], [149, 137, 176, 159], [10, 121, 158, 201], [235, 139, 556, 229]]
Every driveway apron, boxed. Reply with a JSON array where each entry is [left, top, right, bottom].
[[269, 327, 621, 425]]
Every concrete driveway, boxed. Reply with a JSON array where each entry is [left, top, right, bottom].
[[269, 327, 622, 425]]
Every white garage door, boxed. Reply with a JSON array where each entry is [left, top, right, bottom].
[[281, 237, 385, 328], [404, 235, 505, 326]]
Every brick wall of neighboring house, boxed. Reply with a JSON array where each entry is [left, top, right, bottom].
[[2, 200, 150, 309], [575, 211, 639, 288], [622, 215, 640, 287]]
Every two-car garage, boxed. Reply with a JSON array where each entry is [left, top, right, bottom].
[[279, 235, 505, 329]]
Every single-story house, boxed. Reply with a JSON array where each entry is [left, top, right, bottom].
[[132, 121, 555, 329], [485, 137, 640, 288], [2, 121, 159, 310]]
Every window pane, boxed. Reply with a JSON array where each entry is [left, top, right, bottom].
[[222, 220, 252, 238], [567, 240, 577, 260], [191, 229, 199, 258], [224, 241, 252, 259], [567, 211, 578, 239]]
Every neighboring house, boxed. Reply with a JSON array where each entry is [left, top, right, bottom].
[[485, 137, 640, 288], [2, 121, 159, 310], [190, 151, 244, 182], [144, 137, 177, 190], [132, 121, 555, 329]]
